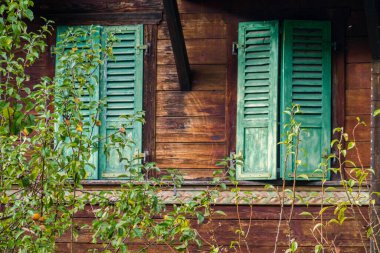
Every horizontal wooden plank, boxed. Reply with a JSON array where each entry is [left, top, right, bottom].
[[57, 217, 367, 246], [346, 63, 371, 89], [345, 115, 371, 141], [345, 141, 371, 167], [160, 168, 217, 180], [49, 11, 163, 25], [74, 204, 368, 220], [37, 0, 163, 13], [156, 91, 225, 117], [156, 116, 225, 142], [345, 89, 371, 115], [56, 243, 369, 253], [156, 143, 226, 169], [157, 39, 227, 65], [157, 64, 226, 91], [158, 13, 226, 39], [347, 37, 372, 63], [176, 0, 230, 14]]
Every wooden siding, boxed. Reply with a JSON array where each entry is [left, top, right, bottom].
[[33, 0, 372, 179], [55, 205, 369, 252], [156, 6, 228, 179], [345, 8, 372, 171], [25, 0, 375, 252]]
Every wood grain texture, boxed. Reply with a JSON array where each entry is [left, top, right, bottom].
[[347, 37, 372, 63], [158, 13, 227, 40], [56, 217, 367, 246], [156, 91, 225, 117], [56, 243, 368, 253], [345, 141, 371, 167], [156, 116, 225, 143], [345, 115, 371, 141], [226, 15, 238, 154], [36, 0, 163, 13], [345, 89, 371, 115], [156, 143, 226, 169], [48, 12, 163, 25], [346, 63, 371, 89], [157, 64, 226, 91], [143, 25, 157, 166], [157, 39, 227, 65]]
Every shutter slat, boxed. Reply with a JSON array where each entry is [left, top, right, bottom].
[[236, 21, 279, 180], [281, 20, 331, 180]]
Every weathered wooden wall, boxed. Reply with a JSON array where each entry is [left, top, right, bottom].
[[28, 0, 374, 251], [54, 205, 369, 252], [34, 0, 372, 180]]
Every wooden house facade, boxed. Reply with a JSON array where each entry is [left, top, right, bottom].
[[28, 0, 380, 251]]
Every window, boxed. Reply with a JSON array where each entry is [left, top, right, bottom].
[[236, 20, 331, 181], [55, 25, 144, 180]]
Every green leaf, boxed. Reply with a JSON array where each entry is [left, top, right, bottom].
[[196, 212, 204, 224], [374, 108, 380, 117], [367, 227, 373, 238], [347, 141, 355, 150], [315, 244, 323, 253]]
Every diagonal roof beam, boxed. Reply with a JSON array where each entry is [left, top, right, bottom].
[[163, 0, 192, 91]]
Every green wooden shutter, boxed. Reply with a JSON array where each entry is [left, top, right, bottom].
[[55, 26, 101, 179], [236, 21, 279, 180], [280, 20, 331, 180], [99, 25, 143, 179]]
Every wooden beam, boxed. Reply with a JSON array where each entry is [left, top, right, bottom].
[[365, 1, 380, 251], [143, 25, 158, 178], [364, 0, 380, 59], [371, 61, 380, 253], [45, 11, 163, 25], [163, 0, 192, 91]]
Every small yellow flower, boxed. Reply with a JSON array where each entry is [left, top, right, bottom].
[[76, 125, 83, 132], [71, 47, 78, 52], [74, 98, 80, 104], [22, 128, 29, 136]]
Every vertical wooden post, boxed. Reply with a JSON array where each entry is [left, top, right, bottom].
[[371, 61, 380, 252], [365, 0, 380, 251], [143, 24, 157, 177]]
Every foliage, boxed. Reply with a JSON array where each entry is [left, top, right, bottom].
[[0, 1, 378, 253]]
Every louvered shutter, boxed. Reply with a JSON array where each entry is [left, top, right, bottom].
[[99, 25, 143, 179], [280, 21, 331, 180], [55, 26, 101, 179], [236, 21, 279, 180]]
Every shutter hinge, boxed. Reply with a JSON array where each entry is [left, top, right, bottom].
[[143, 150, 149, 163], [232, 42, 245, 55], [50, 46, 55, 58], [136, 43, 151, 56], [229, 152, 236, 168]]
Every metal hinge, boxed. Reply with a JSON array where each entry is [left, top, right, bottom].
[[229, 152, 236, 168], [232, 42, 245, 55], [143, 150, 149, 163], [136, 43, 151, 56], [50, 46, 55, 58]]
